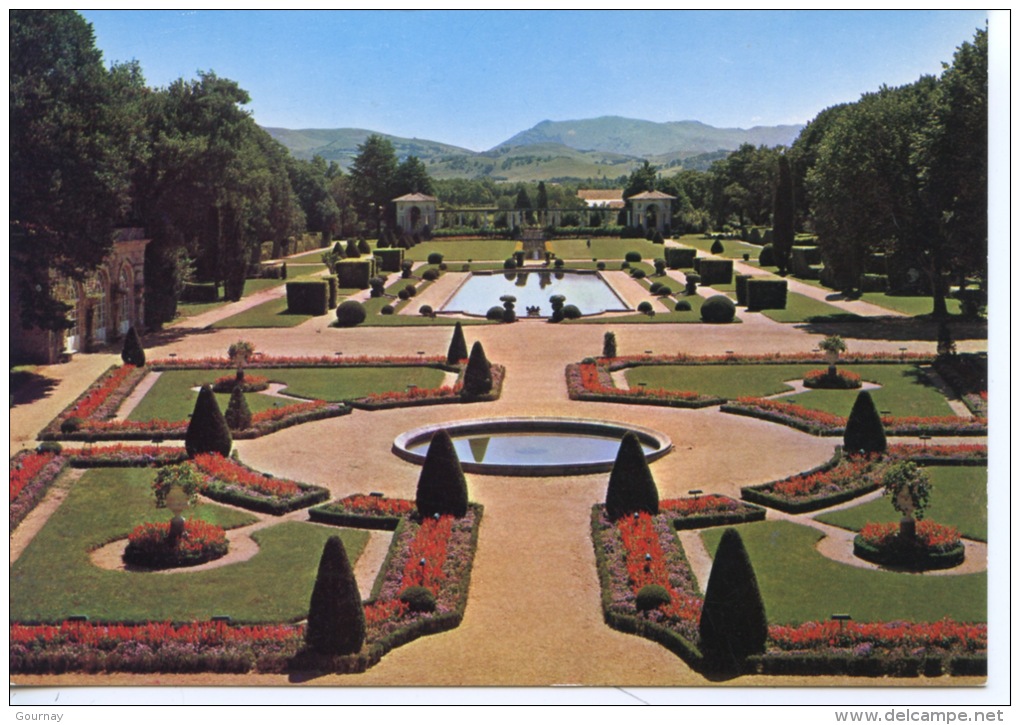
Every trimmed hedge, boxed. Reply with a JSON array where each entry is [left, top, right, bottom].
[[286, 281, 329, 315], [324, 275, 338, 309], [335, 258, 377, 290], [746, 279, 788, 310], [374, 248, 404, 273], [790, 246, 822, 278], [665, 247, 697, 269], [735, 274, 751, 306], [853, 536, 966, 570], [180, 282, 219, 303], [697, 258, 733, 286]]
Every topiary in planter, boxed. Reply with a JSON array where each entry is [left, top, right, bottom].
[[636, 583, 672, 612], [185, 385, 232, 458], [700, 295, 735, 323], [399, 585, 437, 613], [853, 519, 964, 570], [699, 528, 767, 672], [121, 327, 145, 367], [305, 536, 365, 656], [605, 432, 659, 520], [224, 386, 252, 431], [447, 322, 468, 364], [335, 300, 367, 327], [415, 429, 468, 518], [462, 341, 493, 397], [844, 390, 887, 455]]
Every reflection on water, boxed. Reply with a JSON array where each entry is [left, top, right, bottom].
[[408, 432, 656, 467], [443, 271, 624, 316]]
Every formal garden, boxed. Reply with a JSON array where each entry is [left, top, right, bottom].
[[9, 232, 990, 684]]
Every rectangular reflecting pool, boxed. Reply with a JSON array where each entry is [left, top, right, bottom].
[[441, 270, 628, 317]]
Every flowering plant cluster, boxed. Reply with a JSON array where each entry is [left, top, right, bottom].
[[62, 365, 144, 422], [659, 495, 766, 529], [566, 363, 721, 408], [399, 515, 455, 594], [150, 354, 449, 370], [211, 374, 270, 393], [69, 444, 189, 467], [599, 351, 933, 368], [768, 619, 986, 653], [10, 451, 68, 529], [802, 368, 862, 389], [767, 453, 887, 501], [192, 453, 302, 498], [328, 494, 416, 517], [723, 397, 986, 436], [859, 520, 962, 554], [661, 494, 742, 517], [885, 443, 987, 461], [123, 518, 229, 568], [362, 383, 462, 405]]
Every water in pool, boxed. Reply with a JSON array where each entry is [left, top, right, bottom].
[[408, 432, 656, 466], [442, 271, 625, 317]]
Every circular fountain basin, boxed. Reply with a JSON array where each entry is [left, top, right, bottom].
[[393, 417, 672, 476]]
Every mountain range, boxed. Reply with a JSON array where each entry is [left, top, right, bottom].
[[264, 115, 803, 182]]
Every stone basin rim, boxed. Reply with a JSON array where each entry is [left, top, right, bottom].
[[392, 416, 673, 477]]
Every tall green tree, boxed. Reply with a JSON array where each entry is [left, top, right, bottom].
[[536, 181, 549, 210], [10, 10, 134, 330], [772, 153, 795, 275], [393, 155, 434, 197], [623, 160, 658, 200], [349, 134, 398, 234]]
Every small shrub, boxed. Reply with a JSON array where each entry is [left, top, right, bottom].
[[625, 251, 642, 263], [61, 416, 83, 434], [369, 277, 386, 298], [710, 239, 724, 254], [631, 268, 646, 280], [654, 258, 666, 275], [503, 257, 517, 270], [421, 269, 439, 282], [485, 306, 505, 322], [462, 341, 493, 396], [36, 441, 63, 454], [399, 585, 437, 613], [427, 252, 444, 265], [381, 304, 395, 315], [447, 322, 468, 364], [554, 257, 565, 269], [121, 327, 146, 367], [602, 331, 617, 359], [605, 432, 659, 520], [344, 239, 360, 258], [674, 299, 692, 312], [224, 386, 253, 431], [185, 385, 232, 458], [419, 304, 434, 317], [596, 261, 606, 270], [621, 261, 630, 270], [562, 304, 582, 320], [404, 284, 418, 298], [844, 391, 887, 455], [397, 289, 410, 301], [649, 282, 663, 294], [655, 285, 672, 296], [637, 301, 653, 314], [415, 429, 468, 518], [759, 243, 775, 267], [636, 584, 671, 612], [700, 295, 736, 323], [335, 300, 367, 327]]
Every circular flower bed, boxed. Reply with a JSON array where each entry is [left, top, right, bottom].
[[853, 520, 964, 570], [122, 519, 229, 569], [803, 368, 862, 389], [211, 374, 269, 393]]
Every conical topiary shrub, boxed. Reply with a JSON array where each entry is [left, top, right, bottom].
[[699, 528, 768, 671], [305, 536, 365, 656], [121, 326, 146, 367], [415, 429, 468, 518], [605, 432, 659, 520], [447, 321, 468, 365], [844, 390, 887, 455], [224, 386, 252, 431], [461, 341, 492, 397], [184, 385, 232, 458]]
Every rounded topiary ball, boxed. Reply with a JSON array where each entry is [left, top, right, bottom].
[[486, 306, 505, 322], [335, 300, 367, 327], [637, 301, 653, 314], [701, 295, 736, 323], [399, 585, 437, 613], [674, 299, 692, 312], [636, 583, 672, 612], [562, 304, 582, 320]]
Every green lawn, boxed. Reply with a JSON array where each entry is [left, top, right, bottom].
[[402, 239, 519, 262], [816, 466, 987, 541], [760, 291, 864, 323], [699, 521, 986, 624], [10, 468, 367, 623], [548, 238, 663, 261], [622, 363, 956, 417], [283, 247, 332, 264], [672, 234, 764, 260], [127, 366, 449, 422], [860, 292, 962, 317], [210, 297, 317, 329]]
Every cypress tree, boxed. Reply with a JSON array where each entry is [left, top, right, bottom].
[[698, 528, 768, 671], [462, 341, 492, 397], [184, 385, 232, 458], [121, 326, 146, 367], [772, 154, 795, 275], [224, 386, 252, 431], [843, 390, 887, 455], [345, 238, 360, 258], [602, 331, 617, 359], [446, 322, 468, 364], [305, 536, 365, 655], [605, 432, 659, 520], [415, 429, 468, 518]]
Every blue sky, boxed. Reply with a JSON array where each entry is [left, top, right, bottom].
[[80, 9, 990, 151]]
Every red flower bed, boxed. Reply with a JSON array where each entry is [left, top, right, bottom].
[[399, 515, 454, 595], [192, 453, 302, 498], [568, 362, 720, 407], [64, 365, 139, 421], [769, 619, 986, 652], [661, 494, 739, 517], [10, 620, 303, 648], [10, 452, 57, 503], [69, 444, 189, 466], [802, 368, 862, 389], [150, 354, 448, 369], [249, 400, 329, 427], [363, 383, 462, 404], [331, 494, 416, 517], [123, 518, 229, 568], [212, 374, 270, 393], [859, 520, 962, 554], [769, 453, 885, 499]]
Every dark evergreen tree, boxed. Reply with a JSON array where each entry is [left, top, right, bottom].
[[602, 331, 617, 359], [772, 154, 795, 275], [344, 238, 360, 258], [184, 385, 232, 458], [305, 536, 365, 656], [843, 390, 887, 455], [224, 386, 252, 431], [121, 326, 146, 367], [415, 429, 469, 518], [536, 181, 549, 210], [462, 341, 493, 397], [699, 528, 768, 671], [446, 322, 468, 364], [605, 432, 659, 520]]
